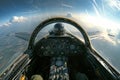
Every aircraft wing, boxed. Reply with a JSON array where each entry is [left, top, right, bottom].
[[15, 32, 31, 41], [88, 31, 101, 39]]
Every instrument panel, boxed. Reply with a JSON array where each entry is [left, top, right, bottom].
[[36, 36, 85, 56]]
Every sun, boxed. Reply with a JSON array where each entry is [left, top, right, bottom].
[[75, 13, 120, 31]]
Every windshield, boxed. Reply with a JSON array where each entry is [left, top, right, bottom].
[[35, 23, 84, 44], [0, 0, 120, 74]]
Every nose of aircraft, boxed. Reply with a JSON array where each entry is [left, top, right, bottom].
[[54, 23, 64, 30]]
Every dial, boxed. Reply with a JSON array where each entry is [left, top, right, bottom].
[[70, 44, 75, 50], [55, 60, 63, 66], [38, 37, 83, 56]]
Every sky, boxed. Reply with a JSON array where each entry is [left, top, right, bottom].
[[1, 0, 120, 37], [0, 0, 120, 23]]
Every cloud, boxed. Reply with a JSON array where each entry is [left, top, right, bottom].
[[92, 0, 101, 16], [0, 16, 27, 27], [10, 16, 27, 23], [62, 3, 73, 8], [107, 0, 120, 10], [93, 0, 98, 7], [0, 22, 12, 27], [0, 24, 2, 27], [77, 13, 120, 30], [66, 13, 72, 18], [92, 3, 100, 16], [21, 10, 41, 14], [3, 22, 12, 27]]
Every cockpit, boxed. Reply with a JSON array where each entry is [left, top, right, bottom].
[[0, 0, 120, 80], [29, 18, 89, 80]]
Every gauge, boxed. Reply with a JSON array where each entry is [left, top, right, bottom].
[[41, 46, 44, 49], [55, 60, 63, 66], [61, 52, 64, 55], [70, 45, 75, 50], [43, 51, 48, 56]]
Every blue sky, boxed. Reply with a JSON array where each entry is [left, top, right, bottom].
[[0, 0, 37, 21], [0, 0, 120, 27], [0, 0, 97, 18]]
